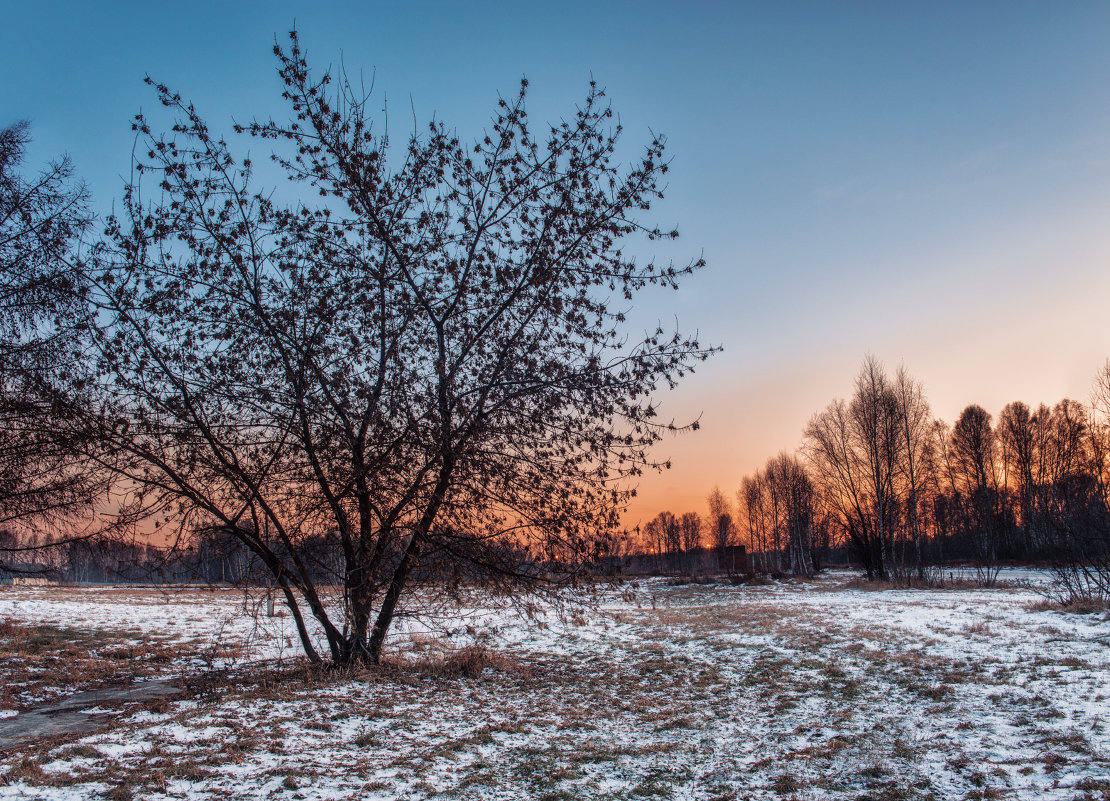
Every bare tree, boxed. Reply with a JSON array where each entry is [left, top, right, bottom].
[[644, 511, 681, 570], [739, 454, 816, 577], [641, 516, 663, 567], [997, 401, 1039, 553], [707, 485, 736, 572], [58, 33, 712, 664], [1088, 365, 1110, 509], [768, 453, 816, 577], [805, 357, 934, 581], [893, 366, 931, 578], [739, 470, 768, 572], [949, 404, 1003, 581], [950, 405, 995, 494], [661, 511, 683, 557], [806, 358, 898, 579], [678, 510, 701, 571]]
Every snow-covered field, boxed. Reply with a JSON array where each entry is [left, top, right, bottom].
[[1, 571, 1109, 800]]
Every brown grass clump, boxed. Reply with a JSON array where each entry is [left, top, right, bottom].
[[55, 743, 102, 760], [840, 576, 984, 592], [770, 772, 801, 794], [401, 643, 525, 680], [1074, 777, 1110, 801], [1027, 597, 1110, 615], [0, 756, 47, 785]]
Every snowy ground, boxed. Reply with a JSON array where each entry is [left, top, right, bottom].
[[1, 571, 1109, 800]]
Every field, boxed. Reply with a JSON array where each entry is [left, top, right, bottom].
[[1, 571, 1108, 800]]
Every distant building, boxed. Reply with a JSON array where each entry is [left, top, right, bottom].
[[716, 545, 747, 574], [9, 576, 57, 587]]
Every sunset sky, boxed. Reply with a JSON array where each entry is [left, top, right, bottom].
[[5, 1, 1110, 527]]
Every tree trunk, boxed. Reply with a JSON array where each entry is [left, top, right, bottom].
[[366, 534, 421, 663]]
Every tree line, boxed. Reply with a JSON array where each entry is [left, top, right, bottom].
[[634, 357, 1110, 600], [1, 525, 337, 586], [760, 358, 1108, 593]]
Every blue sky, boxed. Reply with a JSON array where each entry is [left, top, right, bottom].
[[5, 1, 1110, 523]]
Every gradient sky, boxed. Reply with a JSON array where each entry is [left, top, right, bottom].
[[4, 1, 1110, 527]]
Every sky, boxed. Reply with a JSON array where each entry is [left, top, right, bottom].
[[4, 1, 1110, 528]]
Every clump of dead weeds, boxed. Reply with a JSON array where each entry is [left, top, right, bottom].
[[169, 642, 528, 705], [395, 643, 528, 680], [840, 575, 988, 592], [1027, 597, 1110, 616], [770, 771, 801, 794]]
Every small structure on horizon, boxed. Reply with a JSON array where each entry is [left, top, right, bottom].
[[8, 576, 58, 587]]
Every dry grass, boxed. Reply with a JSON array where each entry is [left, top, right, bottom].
[[1027, 597, 1110, 615], [839, 575, 988, 592], [2, 578, 1109, 800], [0, 619, 200, 710], [386, 639, 531, 681]]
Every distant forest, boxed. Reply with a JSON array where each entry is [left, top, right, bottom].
[[635, 357, 1110, 596]]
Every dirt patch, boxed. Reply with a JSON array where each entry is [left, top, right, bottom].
[[0, 680, 182, 750]]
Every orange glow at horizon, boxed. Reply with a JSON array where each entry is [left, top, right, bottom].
[[623, 288, 1110, 530]]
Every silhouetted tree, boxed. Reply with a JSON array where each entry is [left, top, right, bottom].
[[739, 470, 769, 571], [739, 453, 817, 577], [643, 511, 681, 570], [678, 510, 701, 570], [707, 485, 736, 571], [56, 33, 711, 664], [997, 400, 1041, 554], [894, 366, 931, 578], [769, 453, 817, 577], [0, 122, 107, 564], [949, 404, 1003, 580], [1086, 366, 1110, 511], [806, 358, 899, 579]]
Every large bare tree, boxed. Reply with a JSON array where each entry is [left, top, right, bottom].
[[893, 366, 931, 577], [738, 453, 816, 576], [64, 33, 711, 664], [804, 357, 931, 580]]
